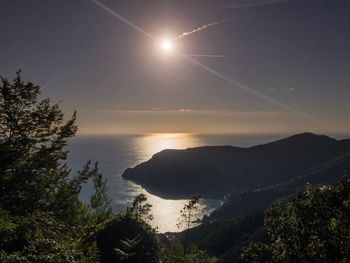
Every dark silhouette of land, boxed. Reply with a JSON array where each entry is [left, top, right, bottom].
[[122, 133, 350, 199]]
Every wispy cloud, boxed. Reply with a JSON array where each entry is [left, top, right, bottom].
[[89, 109, 288, 118], [183, 54, 226, 58], [151, 107, 162, 111], [267, 87, 297, 92], [179, 109, 192, 113], [227, 0, 294, 9]]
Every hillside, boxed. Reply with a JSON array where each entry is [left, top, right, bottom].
[[122, 133, 350, 199]]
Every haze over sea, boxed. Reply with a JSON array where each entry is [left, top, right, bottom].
[[66, 133, 347, 232]]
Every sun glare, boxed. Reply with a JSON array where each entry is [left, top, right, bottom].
[[160, 39, 173, 53], [137, 133, 200, 161]]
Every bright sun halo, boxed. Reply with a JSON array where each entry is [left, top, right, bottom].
[[160, 39, 173, 52]]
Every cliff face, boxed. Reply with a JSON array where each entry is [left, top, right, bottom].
[[122, 133, 350, 199]]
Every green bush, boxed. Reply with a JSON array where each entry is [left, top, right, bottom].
[[243, 177, 350, 262], [0, 72, 108, 262], [93, 213, 160, 263]]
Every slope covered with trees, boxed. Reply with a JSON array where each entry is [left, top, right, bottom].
[[168, 176, 350, 262], [243, 176, 350, 262], [0, 72, 160, 262]]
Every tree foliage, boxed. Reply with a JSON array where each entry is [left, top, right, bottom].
[[0, 71, 81, 219], [93, 213, 160, 263], [242, 177, 350, 262], [0, 72, 109, 262], [177, 196, 203, 230], [85, 161, 112, 222], [128, 193, 153, 222], [177, 196, 203, 263], [161, 239, 217, 263]]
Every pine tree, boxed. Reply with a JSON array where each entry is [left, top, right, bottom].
[[177, 196, 203, 263], [129, 193, 153, 222], [0, 71, 81, 219], [0, 71, 110, 262]]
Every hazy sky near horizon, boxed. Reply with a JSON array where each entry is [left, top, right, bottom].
[[1, 0, 349, 134]]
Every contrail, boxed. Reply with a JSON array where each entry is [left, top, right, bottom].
[[228, 0, 294, 9], [184, 54, 226, 58], [41, 72, 76, 90], [175, 18, 233, 40], [88, 0, 339, 131]]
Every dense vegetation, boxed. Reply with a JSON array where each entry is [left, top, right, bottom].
[[243, 177, 350, 262], [171, 176, 350, 262], [0, 72, 160, 262], [1, 72, 349, 262], [93, 213, 160, 262]]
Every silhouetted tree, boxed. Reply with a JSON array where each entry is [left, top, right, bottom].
[[129, 193, 153, 222], [0, 71, 81, 218], [161, 239, 217, 263], [177, 196, 203, 263], [94, 213, 160, 263], [0, 71, 107, 262], [86, 161, 112, 222]]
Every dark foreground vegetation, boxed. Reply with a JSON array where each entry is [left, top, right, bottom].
[[171, 176, 350, 262], [0, 72, 159, 262], [1, 72, 350, 262]]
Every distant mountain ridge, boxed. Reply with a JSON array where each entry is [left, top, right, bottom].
[[122, 133, 350, 199]]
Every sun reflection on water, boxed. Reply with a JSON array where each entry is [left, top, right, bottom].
[[125, 133, 222, 233], [134, 133, 201, 162], [126, 183, 221, 233]]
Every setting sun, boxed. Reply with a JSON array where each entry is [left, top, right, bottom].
[[160, 39, 173, 52]]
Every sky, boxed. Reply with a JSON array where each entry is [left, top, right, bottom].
[[0, 0, 349, 134]]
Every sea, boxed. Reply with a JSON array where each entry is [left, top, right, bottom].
[[66, 132, 348, 232]]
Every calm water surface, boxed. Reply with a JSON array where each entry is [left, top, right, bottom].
[[67, 133, 291, 232]]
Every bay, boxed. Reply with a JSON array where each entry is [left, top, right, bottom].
[[67, 133, 290, 232]]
